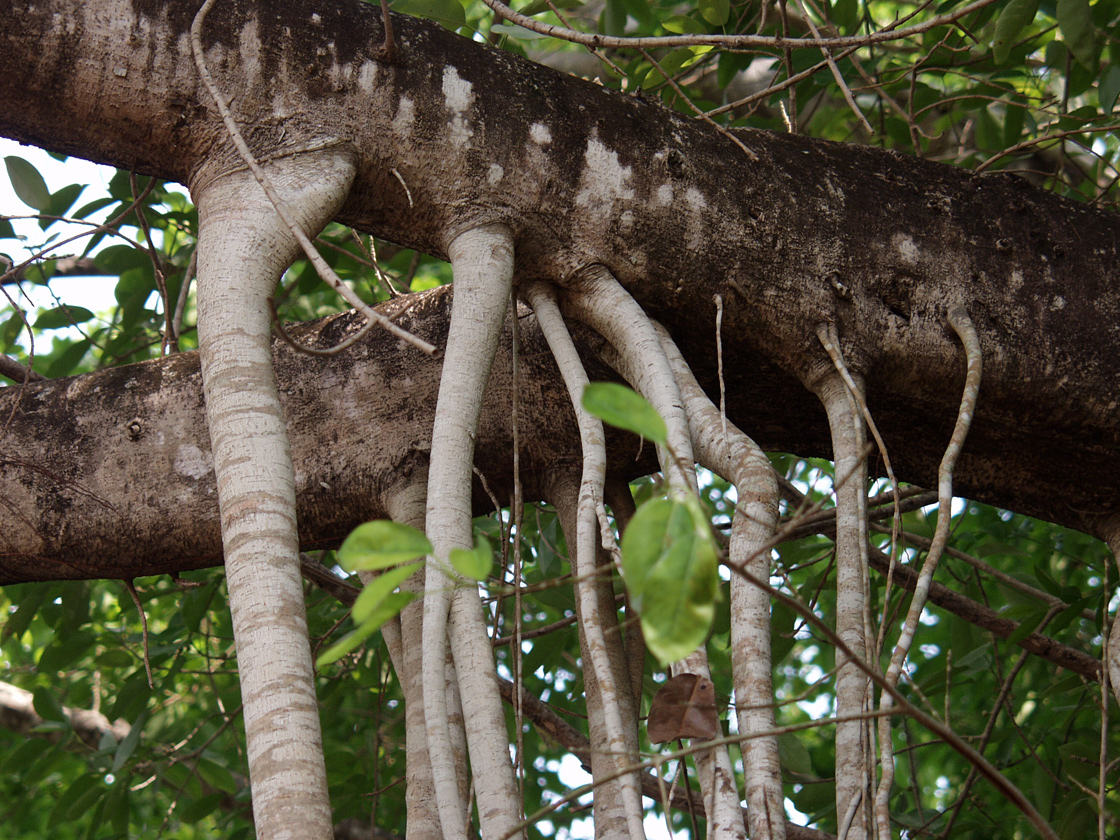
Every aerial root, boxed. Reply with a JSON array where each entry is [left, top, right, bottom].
[[559, 266, 744, 839], [421, 224, 521, 840], [521, 280, 645, 840], [191, 0, 433, 356], [655, 327, 786, 840], [873, 304, 982, 836], [811, 324, 873, 840], [191, 149, 357, 840], [372, 483, 456, 840]]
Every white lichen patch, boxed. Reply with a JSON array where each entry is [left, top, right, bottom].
[[392, 96, 415, 137], [893, 233, 920, 265], [238, 18, 261, 78], [575, 137, 633, 218], [530, 123, 552, 145], [442, 66, 475, 148], [657, 184, 674, 205], [488, 163, 504, 185], [685, 187, 707, 210], [310, 12, 322, 24], [357, 60, 378, 94], [174, 444, 213, 481], [1051, 295, 1067, 311]]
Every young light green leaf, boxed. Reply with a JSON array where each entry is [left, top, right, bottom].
[[450, 538, 492, 582], [1056, 0, 1096, 70], [642, 47, 695, 90], [316, 591, 415, 668], [661, 14, 707, 34], [698, 0, 730, 26], [621, 497, 720, 664], [991, 0, 1039, 64], [338, 520, 432, 572], [582, 382, 667, 445], [5, 156, 50, 211], [352, 561, 422, 623]]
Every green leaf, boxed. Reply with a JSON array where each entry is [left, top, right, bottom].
[[95, 648, 134, 669], [698, 0, 730, 26], [0, 738, 51, 775], [352, 561, 422, 623], [112, 709, 148, 772], [32, 686, 67, 723], [196, 756, 238, 794], [1100, 63, 1120, 112], [778, 731, 814, 776], [770, 601, 798, 665], [45, 337, 92, 378], [1, 582, 52, 642], [338, 520, 432, 572], [582, 382, 667, 444], [391, 0, 466, 29], [70, 196, 115, 221], [991, 0, 1039, 64], [642, 47, 695, 90], [49, 774, 101, 827], [316, 591, 415, 668], [490, 23, 550, 39], [178, 792, 226, 823], [450, 538, 492, 581], [33, 305, 95, 330], [43, 183, 86, 228], [104, 778, 130, 834], [1005, 606, 1049, 645], [39, 629, 97, 672], [1057, 0, 1097, 69], [662, 14, 707, 34], [5, 156, 50, 211], [519, 0, 583, 14], [621, 497, 720, 664], [95, 243, 150, 275]]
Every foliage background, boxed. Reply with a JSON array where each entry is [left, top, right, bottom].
[[1, 0, 1118, 836]]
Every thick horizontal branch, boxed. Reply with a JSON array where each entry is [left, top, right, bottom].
[[0, 288, 653, 583], [0, 680, 130, 749], [0, 0, 1118, 536]]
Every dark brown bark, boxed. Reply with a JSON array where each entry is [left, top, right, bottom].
[[0, 0, 1118, 569], [0, 289, 649, 583]]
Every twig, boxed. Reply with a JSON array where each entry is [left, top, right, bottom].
[[123, 579, 154, 689], [478, 0, 1002, 51], [0, 354, 43, 383]]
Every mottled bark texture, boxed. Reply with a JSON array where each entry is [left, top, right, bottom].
[[1, 0, 1119, 571]]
